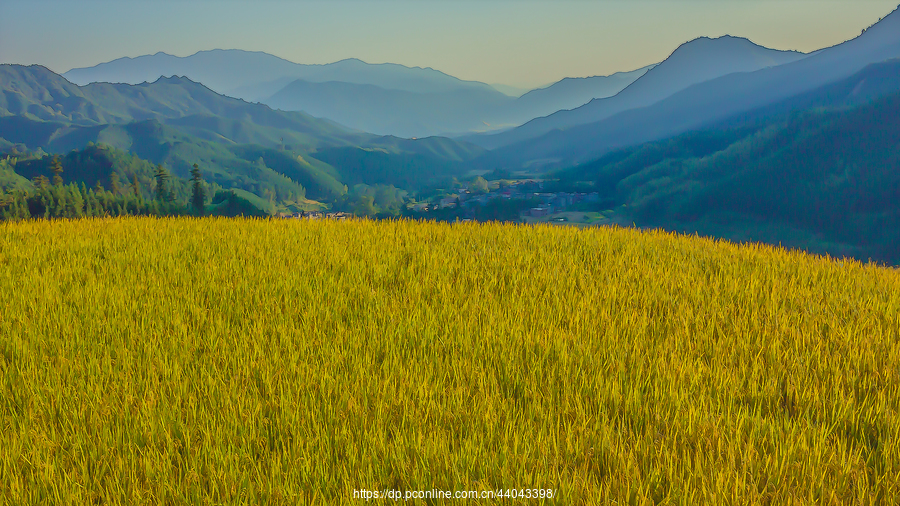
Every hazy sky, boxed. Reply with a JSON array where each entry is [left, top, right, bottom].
[[1, 0, 897, 88]]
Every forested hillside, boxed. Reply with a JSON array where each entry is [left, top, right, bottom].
[[0, 64, 485, 215], [555, 80, 900, 264], [0, 144, 270, 219]]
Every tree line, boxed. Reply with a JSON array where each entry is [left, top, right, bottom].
[[0, 153, 211, 220]]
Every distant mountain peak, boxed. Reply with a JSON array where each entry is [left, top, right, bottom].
[[152, 75, 196, 84], [672, 34, 804, 57], [469, 29, 812, 150]]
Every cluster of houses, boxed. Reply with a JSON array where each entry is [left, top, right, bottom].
[[520, 191, 600, 217], [416, 180, 601, 218], [276, 180, 602, 221], [276, 211, 352, 220]]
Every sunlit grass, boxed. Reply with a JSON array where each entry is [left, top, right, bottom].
[[1, 217, 898, 504]]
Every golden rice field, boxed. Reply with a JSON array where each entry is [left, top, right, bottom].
[[1, 217, 899, 505]]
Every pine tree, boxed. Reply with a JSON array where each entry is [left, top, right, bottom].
[[89, 192, 103, 217], [33, 175, 50, 191], [51, 155, 64, 187], [84, 195, 94, 217], [110, 173, 121, 195], [17, 197, 30, 220], [0, 192, 10, 220], [41, 194, 51, 219], [68, 184, 85, 217], [154, 164, 171, 202], [190, 163, 205, 215], [52, 192, 67, 218]]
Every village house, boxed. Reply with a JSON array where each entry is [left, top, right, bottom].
[[461, 194, 490, 208], [535, 193, 556, 205], [438, 196, 458, 209]]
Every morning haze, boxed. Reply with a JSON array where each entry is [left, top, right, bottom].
[[1, 0, 897, 88]]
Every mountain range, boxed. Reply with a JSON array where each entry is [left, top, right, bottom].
[[481, 6, 900, 169], [59, 6, 900, 151], [63, 50, 655, 137], [0, 64, 484, 205], [64, 51, 495, 97], [466, 35, 809, 150]]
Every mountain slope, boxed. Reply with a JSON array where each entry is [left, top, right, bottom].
[[470, 36, 808, 150], [509, 64, 655, 124], [554, 62, 900, 264], [0, 116, 334, 201], [1, 64, 362, 149], [486, 6, 900, 168]]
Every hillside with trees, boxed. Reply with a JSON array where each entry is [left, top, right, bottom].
[[0, 64, 485, 215], [0, 144, 270, 219], [553, 78, 900, 264]]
